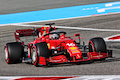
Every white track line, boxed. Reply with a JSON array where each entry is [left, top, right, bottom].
[[12, 24, 120, 32]]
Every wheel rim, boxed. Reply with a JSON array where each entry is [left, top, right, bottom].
[[89, 43, 94, 52], [4, 47, 8, 60], [32, 49, 37, 63]]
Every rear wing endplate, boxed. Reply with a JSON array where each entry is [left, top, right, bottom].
[[15, 28, 41, 42]]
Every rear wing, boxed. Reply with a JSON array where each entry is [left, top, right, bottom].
[[15, 28, 41, 42], [15, 26, 56, 42]]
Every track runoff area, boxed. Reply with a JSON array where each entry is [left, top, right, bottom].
[[1, 1, 120, 80]]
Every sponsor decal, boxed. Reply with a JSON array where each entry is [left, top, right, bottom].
[[69, 47, 80, 53], [69, 47, 77, 50], [16, 32, 19, 35], [51, 46, 55, 49], [77, 54, 80, 58], [66, 43, 75, 47], [47, 43, 50, 49], [72, 50, 79, 53], [93, 55, 103, 58], [50, 57, 62, 62]]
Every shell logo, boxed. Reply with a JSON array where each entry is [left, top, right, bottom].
[[69, 47, 80, 53], [69, 47, 77, 50]]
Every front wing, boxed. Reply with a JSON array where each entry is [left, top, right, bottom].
[[38, 51, 112, 66]]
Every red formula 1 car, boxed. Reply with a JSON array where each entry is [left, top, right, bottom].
[[4, 23, 112, 66]]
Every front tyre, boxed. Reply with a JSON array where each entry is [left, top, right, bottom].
[[31, 42, 49, 67], [89, 37, 107, 53], [89, 37, 107, 61], [4, 42, 23, 64]]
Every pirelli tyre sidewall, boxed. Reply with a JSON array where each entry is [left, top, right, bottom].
[[89, 37, 107, 53], [31, 42, 49, 67], [31, 47, 38, 66], [4, 42, 23, 64]]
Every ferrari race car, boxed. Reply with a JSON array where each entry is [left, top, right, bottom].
[[4, 23, 112, 67]]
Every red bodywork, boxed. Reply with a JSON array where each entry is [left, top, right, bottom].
[[14, 25, 112, 66]]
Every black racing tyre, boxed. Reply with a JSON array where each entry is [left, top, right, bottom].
[[4, 42, 23, 64], [89, 37, 107, 53], [31, 42, 49, 66]]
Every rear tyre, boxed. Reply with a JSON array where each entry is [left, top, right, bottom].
[[89, 37, 107, 53], [31, 42, 49, 67], [4, 42, 23, 64]]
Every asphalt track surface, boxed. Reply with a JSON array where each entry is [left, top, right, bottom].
[[0, 0, 120, 76]]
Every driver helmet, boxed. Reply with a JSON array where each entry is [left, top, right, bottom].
[[50, 31, 59, 39]]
